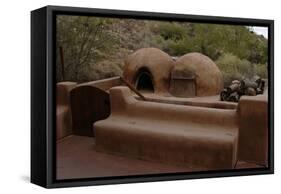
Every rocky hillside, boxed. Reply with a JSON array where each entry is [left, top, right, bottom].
[[56, 15, 268, 85]]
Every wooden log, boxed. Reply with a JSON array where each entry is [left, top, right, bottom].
[[256, 88, 263, 95], [240, 79, 258, 90], [245, 87, 257, 96], [231, 80, 240, 85], [228, 92, 239, 102], [221, 77, 265, 102], [254, 76, 262, 85], [257, 79, 266, 94], [226, 82, 240, 93], [220, 89, 229, 101], [120, 76, 147, 101]]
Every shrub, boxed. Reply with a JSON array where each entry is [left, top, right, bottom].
[[150, 22, 193, 56], [75, 61, 122, 82], [255, 63, 268, 78], [157, 23, 186, 41], [94, 61, 123, 80], [216, 53, 255, 86]]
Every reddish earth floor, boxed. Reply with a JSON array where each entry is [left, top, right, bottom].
[[57, 135, 263, 180]]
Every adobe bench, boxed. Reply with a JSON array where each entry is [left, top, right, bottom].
[[94, 86, 239, 170]]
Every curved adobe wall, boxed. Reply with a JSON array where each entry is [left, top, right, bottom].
[[56, 82, 77, 140], [237, 95, 268, 166]]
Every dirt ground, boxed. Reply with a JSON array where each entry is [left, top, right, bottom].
[[57, 135, 263, 180]]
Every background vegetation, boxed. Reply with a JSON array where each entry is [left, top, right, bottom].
[[56, 16, 268, 85]]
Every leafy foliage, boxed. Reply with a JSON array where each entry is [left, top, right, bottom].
[[215, 53, 254, 85], [255, 63, 268, 78], [56, 16, 118, 82], [150, 22, 268, 62]]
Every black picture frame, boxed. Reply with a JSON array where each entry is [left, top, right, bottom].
[[31, 5, 274, 188]]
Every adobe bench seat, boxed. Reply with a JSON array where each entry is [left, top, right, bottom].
[[94, 86, 239, 170]]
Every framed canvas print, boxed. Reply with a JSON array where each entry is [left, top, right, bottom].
[[31, 5, 274, 188]]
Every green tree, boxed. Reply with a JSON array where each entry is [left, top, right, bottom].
[[56, 16, 117, 82]]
